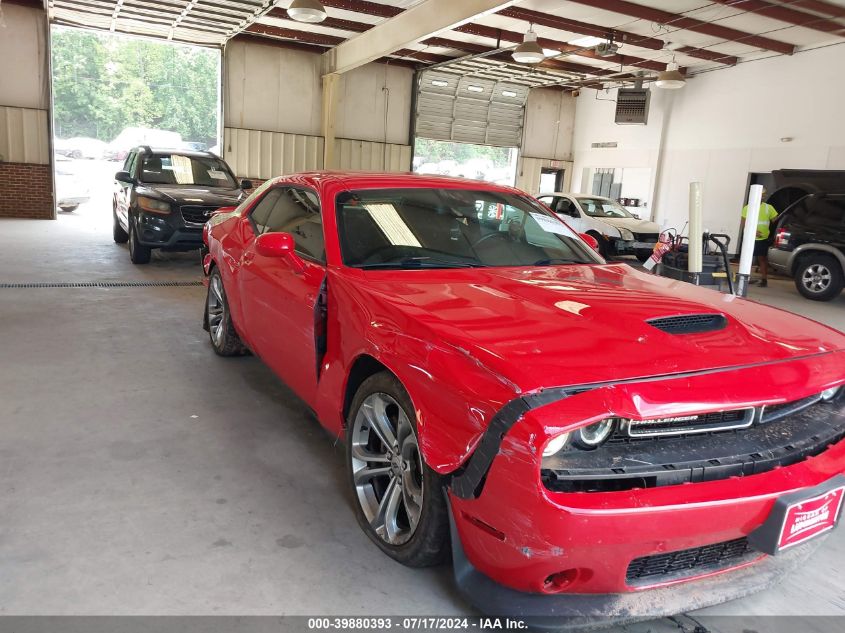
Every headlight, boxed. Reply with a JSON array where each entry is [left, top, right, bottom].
[[137, 196, 171, 215], [821, 386, 842, 401], [572, 419, 615, 449], [542, 432, 570, 457], [618, 228, 634, 241]]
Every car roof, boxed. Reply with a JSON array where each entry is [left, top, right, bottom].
[[266, 171, 527, 195], [135, 146, 218, 158], [540, 192, 611, 201]]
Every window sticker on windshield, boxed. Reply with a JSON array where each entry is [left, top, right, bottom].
[[208, 170, 227, 179], [530, 212, 575, 237]]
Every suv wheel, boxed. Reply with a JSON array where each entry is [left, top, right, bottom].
[[346, 372, 449, 567], [795, 253, 844, 301], [113, 207, 129, 244], [128, 223, 152, 265], [205, 268, 247, 356]]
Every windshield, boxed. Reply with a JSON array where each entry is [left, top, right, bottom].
[[577, 197, 634, 219], [336, 188, 599, 269], [139, 153, 236, 188]]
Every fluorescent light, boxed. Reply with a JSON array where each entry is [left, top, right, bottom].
[[502, 90, 518, 98], [543, 48, 560, 57], [568, 36, 604, 48], [512, 30, 545, 64], [431, 79, 448, 87], [654, 62, 686, 89], [287, 0, 327, 24], [467, 85, 484, 93]]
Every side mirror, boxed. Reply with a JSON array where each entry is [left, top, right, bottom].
[[115, 170, 134, 184], [240, 179, 253, 190], [579, 233, 601, 253], [255, 232, 306, 273]]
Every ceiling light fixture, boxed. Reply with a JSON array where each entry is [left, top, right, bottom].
[[655, 61, 686, 89], [512, 27, 545, 64], [287, 0, 327, 23]]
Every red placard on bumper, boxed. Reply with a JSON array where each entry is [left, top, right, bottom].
[[749, 475, 845, 555]]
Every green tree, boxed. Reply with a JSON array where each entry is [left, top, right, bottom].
[[51, 27, 219, 145]]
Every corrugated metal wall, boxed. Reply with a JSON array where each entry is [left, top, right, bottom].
[[335, 138, 411, 172], [223, 128, 324, 180], [0, 106, 50, 164], [224, 127, 412, 179]]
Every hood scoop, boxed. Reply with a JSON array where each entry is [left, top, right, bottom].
[[647, 313, 728, 335]]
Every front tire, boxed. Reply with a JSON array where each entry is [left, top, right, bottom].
[[347, 372, 449, 567], [795, 253, 844, 301], [113, 208, 129, 243], [128, 222, 151, 264], [205, 268, 247, 356]]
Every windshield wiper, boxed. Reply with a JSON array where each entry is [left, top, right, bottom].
[[358, 256, 486, 270], [533, 258, 582, 266]]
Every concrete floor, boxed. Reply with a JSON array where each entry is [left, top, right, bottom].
[[0, 205, 844, 622]]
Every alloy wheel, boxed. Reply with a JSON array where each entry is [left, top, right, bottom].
[[350, 393, 424, 546], [207, 274, 226, 348], [802, 264, 832, 293]]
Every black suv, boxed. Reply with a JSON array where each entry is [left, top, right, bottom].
[[768, 193, 845, 301], [113, 146, 251, 264]]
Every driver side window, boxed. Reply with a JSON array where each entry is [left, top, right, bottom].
[[249, 188, 283, 234], [556, 198, 578, 218]]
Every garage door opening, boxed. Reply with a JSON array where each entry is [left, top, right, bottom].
[[50, 26, 221, 220], [412, 138, 518, 186]]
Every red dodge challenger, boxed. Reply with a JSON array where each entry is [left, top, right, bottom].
[[202, 172, 845, 624]]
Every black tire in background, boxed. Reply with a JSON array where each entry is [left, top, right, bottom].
[[205, 268, 247, 356], [794, 253, 844, 301], [346, 372, 449, 568], [128, 223, 152, 265], [635, 250, 652, 263]]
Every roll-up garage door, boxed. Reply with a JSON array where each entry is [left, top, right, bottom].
[[415, 70, 529, 148]]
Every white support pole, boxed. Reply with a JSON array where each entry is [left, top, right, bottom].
[[736, 184, 763, 297], [688, 182, 703, 283]]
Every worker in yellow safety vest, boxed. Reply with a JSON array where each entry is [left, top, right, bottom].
[[740, 189, 779, 287]]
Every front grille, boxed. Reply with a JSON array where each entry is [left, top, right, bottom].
[[541, 398, 845, 493], [633, 232, 659, 242], [180, 205, 219, 224], [626, 408, 751, 438], [647, 313, 728, 334], [626, 537, 758, 587]]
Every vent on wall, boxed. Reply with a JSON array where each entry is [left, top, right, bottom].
[[615, 88, 650, 125]]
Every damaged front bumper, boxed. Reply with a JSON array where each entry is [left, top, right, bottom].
[[446, 353, 845, 623]]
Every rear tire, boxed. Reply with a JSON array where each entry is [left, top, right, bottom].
[[794, 253, 843, 301], [346, 372, 449, 568], [113, 208, 129, 244], [635, 249, 652, 263], [205, 268, 247, 356], [128, 223, 151, 264], [589, 232, 609, 258]]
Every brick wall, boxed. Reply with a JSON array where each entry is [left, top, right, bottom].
[[0, 162, 53, 219]]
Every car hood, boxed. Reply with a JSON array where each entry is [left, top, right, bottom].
[[144, 186, 243, 206], [594, 216, 662, 234], [352, 264, 845, 394]]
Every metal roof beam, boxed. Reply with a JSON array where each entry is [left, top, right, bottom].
[[788, 0, 845, 18], [498, 6, 740, 65], [267, 7, 666, 71], [321, 0, 518, 75], [563, 0, 795, 55], [708, 0, 845, 35]]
